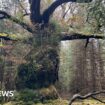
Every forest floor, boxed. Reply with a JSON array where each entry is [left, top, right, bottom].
[[4, 99, 105, 105]]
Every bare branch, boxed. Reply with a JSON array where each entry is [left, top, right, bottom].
[[42, 0, 92, 23], [0, 10, 33, 33], [23, 13, 30, 17], [91, 96, 105, 103], [18, 0, 30, 17], [18, 0, 28, 15], [62, 3, 72, 19], [69, 90, 105, 105], [61, 33, 105, 41]]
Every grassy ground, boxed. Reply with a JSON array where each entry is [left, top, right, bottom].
[[3, 99, 105, 105]]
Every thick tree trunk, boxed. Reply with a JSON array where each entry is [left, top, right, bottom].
[[29, 0, 41, 24]]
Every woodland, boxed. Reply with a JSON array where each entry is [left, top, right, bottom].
[[0, 0, 105, 105]]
